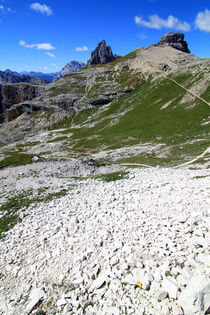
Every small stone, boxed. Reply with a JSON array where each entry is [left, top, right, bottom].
[[126, 254, 137, 266], [162, 276, 180, 299], [122, 274, 136, 285], [110, 256, 119, 266], [142, 275, 151, 290], [172, 304, 184, 315], [177, 215, 187, 223], [158, 289, 168, 301], [57, 298, 67, 307], [161, 304, 170, 315], [32, 156, 39, 162], [89, 275, 108, 292], [102, 306, 120, 315]]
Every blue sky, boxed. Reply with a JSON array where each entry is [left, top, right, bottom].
[[0, 0, 209, 73]]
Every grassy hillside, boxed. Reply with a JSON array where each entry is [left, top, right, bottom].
[[52, 65, 209, 166], [0, 54, 209, 168]]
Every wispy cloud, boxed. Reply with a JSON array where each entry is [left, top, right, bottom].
[[138, 33, 147, 40], [195, 9, 210, 33], [0, 5, 14, 15], [0, 4, 6, 14], [75, 46, 89, 52], [135, 14, 191, 31], [45, 52, 55, 57], [30, 3, 52, 16], [19, 40, 55, 50]]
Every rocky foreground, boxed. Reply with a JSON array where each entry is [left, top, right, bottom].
[[0, 164, 209, 314]]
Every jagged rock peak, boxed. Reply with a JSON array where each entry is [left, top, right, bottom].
[[54, 60, 85, 81], [157, 32, 190, 53], [87, 40, 120, 65]]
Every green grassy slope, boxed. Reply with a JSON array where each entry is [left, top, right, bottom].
[[57, 68, 208, 166], [0, 57, 209, 168]]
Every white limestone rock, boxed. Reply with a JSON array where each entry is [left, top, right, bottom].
[[25, 287, 45, 313], [158, 289, 168, 301], [89, 275, 108, 292], [57, 298, 67, 307], [178, 275, 210, 315], [162, 276, 180, 299]]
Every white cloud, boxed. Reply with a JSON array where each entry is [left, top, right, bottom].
[[45, 52, 55, 57], [30, 3, 52, 16], [195, 9, 210, 33], [43, 66, 48, 71], [135, 14, 191, 31], [19, 40, 55, 50], [0, 5, 5, 13], [75, 46, 89, 52], [51, 63, 57, 67]]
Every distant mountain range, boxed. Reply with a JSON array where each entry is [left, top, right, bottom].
[[0, 60, 86, 84], [20, 71, 57, 82], [0, 69, 47, 85]]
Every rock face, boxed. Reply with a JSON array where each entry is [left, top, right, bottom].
[[157, 32, 190, 53], [2, 84, 43, 111], [87, 40, 120, 65], [2, 83, 44, 121], [54, 61, 86, 80]]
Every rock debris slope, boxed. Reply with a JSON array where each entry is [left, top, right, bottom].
[[0, 166, 209, 314]]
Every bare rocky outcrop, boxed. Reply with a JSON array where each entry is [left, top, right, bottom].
[[2, 83, 43, 110], [87, 40, 120, 65], [2, 83, 44, 121], [156, 32, 190, 53]]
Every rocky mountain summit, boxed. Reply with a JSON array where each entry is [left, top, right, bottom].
[[54, 60, 86, 81], [156, 32, 190, 53], [87, 40, 120, 65]]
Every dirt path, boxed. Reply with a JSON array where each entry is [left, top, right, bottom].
[[165, 76, 210, 107], [174, 146, 210, 168]]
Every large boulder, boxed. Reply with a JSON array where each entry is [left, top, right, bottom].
[[178, 275, 210, 315], [157, 32, 190, 53], [87, 40, 120, 65]]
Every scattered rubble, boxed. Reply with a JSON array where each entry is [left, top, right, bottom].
[[0, 165, 209, 314]]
